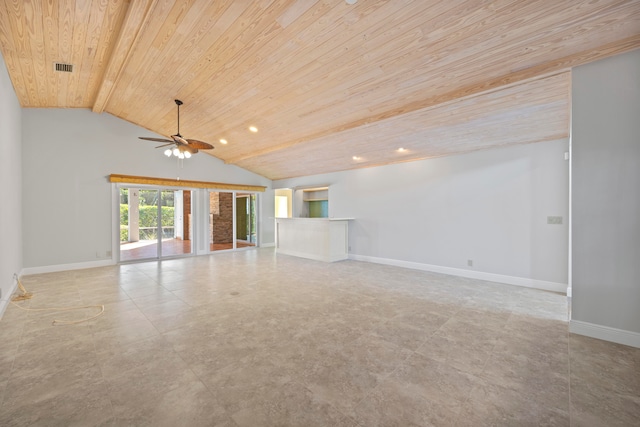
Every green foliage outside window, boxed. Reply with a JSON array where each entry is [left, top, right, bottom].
[[120, 204, 175, 242]]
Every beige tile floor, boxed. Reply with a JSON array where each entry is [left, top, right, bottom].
[[0, 248, 638, 426]]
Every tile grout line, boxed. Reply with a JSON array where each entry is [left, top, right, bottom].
[[87, 313, 118, 423], [451, 309, 515, 425], [347, 336, 417, 422], [0, 319, 25, 412]]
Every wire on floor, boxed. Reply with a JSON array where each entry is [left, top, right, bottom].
[[11, 273, 105, 326]]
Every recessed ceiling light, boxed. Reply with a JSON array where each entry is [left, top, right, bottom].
[[352, 156, 361, 160], [249, 126, 258, 133], [397, 147, 407, 152], [220, 139, 227, 144]]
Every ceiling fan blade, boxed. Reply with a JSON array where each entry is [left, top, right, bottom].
[[139, 137, 173, 143], [142, 101, 208, 157], [171, 134, 189, 146], [181, 145, 198, 154], [186, 139, 214, 150], [171, 135, 198, 154]]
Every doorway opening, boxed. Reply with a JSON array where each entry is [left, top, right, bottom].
[[209, 190, 258, 251], [236, 193, 257, 246]]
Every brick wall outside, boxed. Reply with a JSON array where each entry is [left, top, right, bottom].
[[211, 192, 233, 243], [183, 191, 191, 240]]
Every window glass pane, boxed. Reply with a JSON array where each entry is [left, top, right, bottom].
[[120, 188, 159, 261]]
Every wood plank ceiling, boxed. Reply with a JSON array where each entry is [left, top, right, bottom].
[[1, 1, 639, 180]]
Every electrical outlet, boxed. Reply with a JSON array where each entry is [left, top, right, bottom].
[[467, 259, 473, 267], [106, 250, 112, 257], [547, 216, 563, 225]]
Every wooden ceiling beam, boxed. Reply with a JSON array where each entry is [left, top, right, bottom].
[[92, 0, 157, 113], [224, 33, 640, 165]]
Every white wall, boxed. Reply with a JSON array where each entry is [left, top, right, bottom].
[[22, 109, 273, 269], [571, 49, 640, 347], [0, 53, 23, 317], [275, 139, 570, 289]]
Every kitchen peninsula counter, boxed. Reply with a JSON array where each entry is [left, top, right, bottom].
[[275, 217, 354, 262]]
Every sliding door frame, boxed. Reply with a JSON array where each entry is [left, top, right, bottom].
[[112, 180, 263, 262], [115, 183, 196, 263], [207, 189, 260, 253]]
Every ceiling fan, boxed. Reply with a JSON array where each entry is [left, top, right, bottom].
[[139, 99, 214, 158]]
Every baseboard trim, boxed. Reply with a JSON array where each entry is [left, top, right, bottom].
[[21, 259, 116, 276], [570, 320, 640, 348], [0, 268, 23, 319], [260, 242, 276, 248], [277, 249, 328, 262], [348, 254, 567, 294], [0, 300, 7, 319]]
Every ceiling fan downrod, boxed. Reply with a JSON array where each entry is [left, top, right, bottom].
[[175, 99, 183, 137]]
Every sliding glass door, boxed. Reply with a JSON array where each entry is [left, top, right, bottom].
[[236, 193, 257, 247], [118, 186, 258, 260], [209, 190, 258, 252], [161, 189, 192, 258], [209, 191, 234, 251], [119, 187, 193, 262]]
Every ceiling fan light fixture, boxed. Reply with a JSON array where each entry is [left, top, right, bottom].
[[173, 148, 180, 156], [184, 151, 191, 158], [164, 149, 172, 157]]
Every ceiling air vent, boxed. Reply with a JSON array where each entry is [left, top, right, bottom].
[[54, 62, 73, 72]]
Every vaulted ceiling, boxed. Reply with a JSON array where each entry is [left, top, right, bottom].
[[1, 1, 639, 180]]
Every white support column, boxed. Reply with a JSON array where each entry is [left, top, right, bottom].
[[175, 190, 184, 240], [128, 188, 139, 242]]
